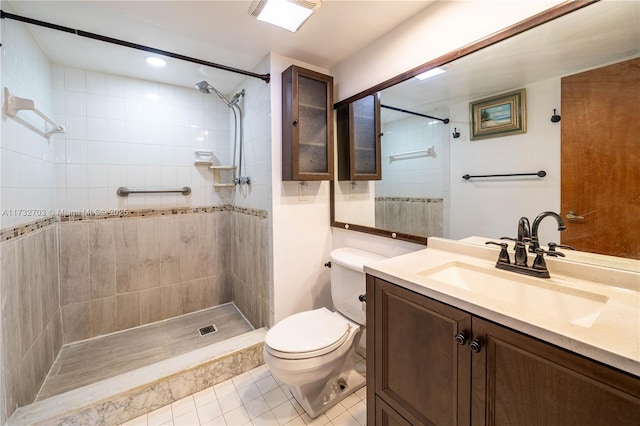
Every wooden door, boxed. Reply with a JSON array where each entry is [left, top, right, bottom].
[[561, 57, 640, 259], [373, 278, 471, 426], [471, 317, 640, 426]]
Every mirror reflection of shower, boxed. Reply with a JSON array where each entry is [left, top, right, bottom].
[[195, 80, 250, 186]]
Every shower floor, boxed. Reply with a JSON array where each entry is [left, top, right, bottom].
[[36, 303, 253, 401]]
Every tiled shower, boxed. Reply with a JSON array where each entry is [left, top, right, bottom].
[[0, 10, 271, 423]]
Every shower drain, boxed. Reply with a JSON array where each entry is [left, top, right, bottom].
[[199, 324, 218, 336]]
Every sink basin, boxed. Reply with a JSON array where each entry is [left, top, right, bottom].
[[419, 262, 609, 328]]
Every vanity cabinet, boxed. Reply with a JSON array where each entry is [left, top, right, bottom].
[[282, 65, 334, 181], [337, 93, 381, 180], [367, 276, 640, 426]]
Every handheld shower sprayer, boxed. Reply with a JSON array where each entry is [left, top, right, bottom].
[[195, 81, 249, 187]]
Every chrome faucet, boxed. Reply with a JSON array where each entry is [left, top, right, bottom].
[[529, 211, 567, 253]]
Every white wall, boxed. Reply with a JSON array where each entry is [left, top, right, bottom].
[[269, 53, 334, 324], [1, 16, 56, 228], [449, 77, 562, 242]]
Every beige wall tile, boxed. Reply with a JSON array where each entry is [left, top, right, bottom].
[[160, 283, 184, 320], [91, 297, 117, 336], [1, 240, 22, 374], [138, 217, 160, 290], [139, 287, 162, 325], [197, 213, 218, 278], [59, 222, 90, 305], [179, 214, 199, 282], [17, 348, 37, 406], [62, 302, 91, 344], [159, 216, 181, 286], [115, 219, 140, 294], [16, 237, 36, 356], [184, 279, 205, 313], [89, 221, 116, 299], [116, 293, 140, 331]]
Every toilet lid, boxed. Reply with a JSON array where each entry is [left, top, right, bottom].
[[265, 308, 350, 358]]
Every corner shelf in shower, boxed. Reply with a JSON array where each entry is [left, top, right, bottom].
[[209, 165, 236, 191]]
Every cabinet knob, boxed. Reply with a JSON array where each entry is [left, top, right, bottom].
[[293, 120, 298, 126], [454, 333, 468, 346], [470, 339, 483, 353]]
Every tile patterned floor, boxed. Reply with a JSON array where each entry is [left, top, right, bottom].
[[120, 364, 367, 426]]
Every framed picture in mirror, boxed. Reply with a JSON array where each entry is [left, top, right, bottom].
[[470, 89, 526, 140]]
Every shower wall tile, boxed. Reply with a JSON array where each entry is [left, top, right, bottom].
[[1, 17, 57, 230], [230, 210, 269, 328], [59, 221, 90, 305], [116, 293, 140, 331], [159, 216, 181, 286], [137, 217, 161, 290], [89, 220, 116, 299], [180, 214, 200, 282], [62, 302, 91, 344], [57, 210, 232, 344], [139, 287, 163, 325], [90, 297, 117, 336], [0, 224, 63, 420], [114, 219, 139, 294], [160, 283, 185, 320], [52, 65, 233, 211]]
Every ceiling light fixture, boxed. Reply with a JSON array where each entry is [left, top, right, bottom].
[[415, 67, 446, 81], [145, 57, 167, 68], [249, 0, 322, 32]]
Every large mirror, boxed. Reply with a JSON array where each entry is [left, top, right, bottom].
[[332, 0, 640, 266]]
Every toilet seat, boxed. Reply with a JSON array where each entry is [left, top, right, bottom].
[[265, 308, 351, 360]]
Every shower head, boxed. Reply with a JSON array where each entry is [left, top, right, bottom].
[[195, 80, 213, 94], [195, 80, 233, 106]]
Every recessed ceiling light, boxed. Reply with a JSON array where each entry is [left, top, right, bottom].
[[415, 67, 446, 80], [249, 0, 321, 32], [145, 57, 167, 68]]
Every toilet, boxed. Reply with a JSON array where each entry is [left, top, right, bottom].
[[263, 247, 386, 418]]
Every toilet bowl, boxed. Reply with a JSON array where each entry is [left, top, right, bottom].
[[263, 248, 386, 418]]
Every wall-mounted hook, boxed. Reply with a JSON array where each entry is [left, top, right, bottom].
[[452, 128, 461, 139], [550, 109, 561, 123]]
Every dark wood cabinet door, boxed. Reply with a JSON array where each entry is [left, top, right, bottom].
[[337, 93, 381, 181], [376, 397, 414, 426], [373, 278, 471, 426], [471, 317, 640, 426], [282, 65, 334, 181]]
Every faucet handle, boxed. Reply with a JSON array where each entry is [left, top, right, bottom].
[[499, 236, 516, 249], [548, 242, 576, 252], [485, 241, 511, 264]]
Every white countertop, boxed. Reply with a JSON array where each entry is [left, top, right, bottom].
[[364, 237, 640, 377]]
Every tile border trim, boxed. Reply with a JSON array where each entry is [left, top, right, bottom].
[[374, 197, 444, 203], [0, 205, 268, 242]]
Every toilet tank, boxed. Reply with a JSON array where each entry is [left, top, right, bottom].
[[330, 248, 387, 325]]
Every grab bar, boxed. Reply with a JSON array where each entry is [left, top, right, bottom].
[[116, 187, 192, 197], [3, 87, 65, 139], [462, 170, 547, 180]]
